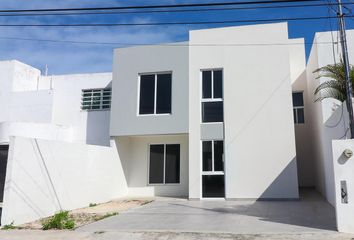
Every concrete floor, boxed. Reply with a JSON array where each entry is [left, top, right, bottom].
[[78, 189, 337, 234], [0, 230, 353, 240]]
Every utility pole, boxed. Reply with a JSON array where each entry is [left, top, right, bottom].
[[338, 0, 354, 138]]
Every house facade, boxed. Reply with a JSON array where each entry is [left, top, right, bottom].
[[2, 21, 350, 225], [110, 22, 300, 199]]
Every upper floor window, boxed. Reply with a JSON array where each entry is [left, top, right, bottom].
[[292, 92, 305, 124], [139, 73, 172, 115], [201, 70, 223, 123], [81, 88, 111, 111]]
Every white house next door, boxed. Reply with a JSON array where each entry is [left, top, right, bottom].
[[202, 140, 225, 198]]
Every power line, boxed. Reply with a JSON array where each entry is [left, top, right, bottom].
[[0, 15, 350, 27], [0, 2, 351, 17], [0, 36, 339, 46], [0, 0, 322, 13]]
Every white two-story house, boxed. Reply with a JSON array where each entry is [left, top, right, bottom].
[[3, 21, 345, 225], [110, 22, 300, 200]]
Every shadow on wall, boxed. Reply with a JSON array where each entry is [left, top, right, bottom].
[[258, 159, 299, 200], [292, 70, 316, 188], [86, 82, 112, 146]]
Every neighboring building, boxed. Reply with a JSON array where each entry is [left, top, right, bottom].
[[111, 22, 300, 199], [0, 60, 112, 146], [0, 60, 112, 205], [297, 30, 354, 206]]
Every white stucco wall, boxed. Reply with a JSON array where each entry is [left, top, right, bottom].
[[0, 61, 41, 123], [115, 134, 189, 197], [2, 136, 128, 226], [289, 38, 316, 187], [332, 139, 354, 233], [305, 30, 354, 205], [189, 23, 298, 199], [0, 60, 112, 146], [9, 90, 53, 123], [38, 73, 112, 146], [0, 122, 72, 144], [110, 43, 189, 137]]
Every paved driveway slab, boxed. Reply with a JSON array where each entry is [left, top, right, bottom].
[[78, 190, 336, 234]]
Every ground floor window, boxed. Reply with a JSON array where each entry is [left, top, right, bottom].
[[202, 140, 225, 198], [149, 144, 180, 184]]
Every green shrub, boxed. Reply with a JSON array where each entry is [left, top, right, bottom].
[[89, 203, 97, 207], [42, 211, 75, 230], [2, 222, 16, 230]]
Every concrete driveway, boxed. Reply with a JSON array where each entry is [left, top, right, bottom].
[[78, 190, 337, 234]]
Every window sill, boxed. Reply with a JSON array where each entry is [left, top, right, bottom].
[[81, 109, 111, 112], [201, 122, 223, 124], [148, 183, 181, 186], [138, 113, 172, 117]]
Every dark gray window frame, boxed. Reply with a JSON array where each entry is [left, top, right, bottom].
[[201, 69, 224, 123], [138, 72, 172, 116], [148, 143, 181, 185], [292, 91, 305, 124]]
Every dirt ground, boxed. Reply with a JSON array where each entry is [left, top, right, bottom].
[[18, 199, 153, 229]]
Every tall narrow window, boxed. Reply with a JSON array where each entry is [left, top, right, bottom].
[[149, 144, 180, 184], [202, 140, 225, 198], [202, 140, 224, 172], [292, 92, 305, 124], [139, 73, 172, 115], [201, 70, 223, 123], [81, 88, 111, 111]]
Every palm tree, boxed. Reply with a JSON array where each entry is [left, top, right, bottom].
[[313, 60, 354, 102]]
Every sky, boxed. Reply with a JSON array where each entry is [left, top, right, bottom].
[[0, 0, 353, 75]]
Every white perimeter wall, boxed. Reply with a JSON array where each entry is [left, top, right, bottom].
[[115, 135, 189, 197], [332, 139, 354, 233], [305, 30, 354, 206], [189, 22, 298, 199], [1, 136, 128, 225]]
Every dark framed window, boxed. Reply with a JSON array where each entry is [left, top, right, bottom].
[[149, 144, 180, 184], [139, 73, 172, 115], [292, 92, 305, 124], [201, 69, 223, 123], [202, 140, 224, 172], [202, 140, 225, 198], [81, 88, 111, 111], [202, 102, 224, 123]]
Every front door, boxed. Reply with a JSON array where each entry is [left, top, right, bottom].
[[202, 140, 225, 198]]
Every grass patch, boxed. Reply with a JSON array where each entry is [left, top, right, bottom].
[[89, 203, 97, 207], [2, 222, 17, 230], [94, 212, 118, 221], [42, 211, 75, 230]]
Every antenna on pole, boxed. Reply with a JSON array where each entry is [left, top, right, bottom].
[[337, 0, 354, 138], [45, 64, 48, 76]]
